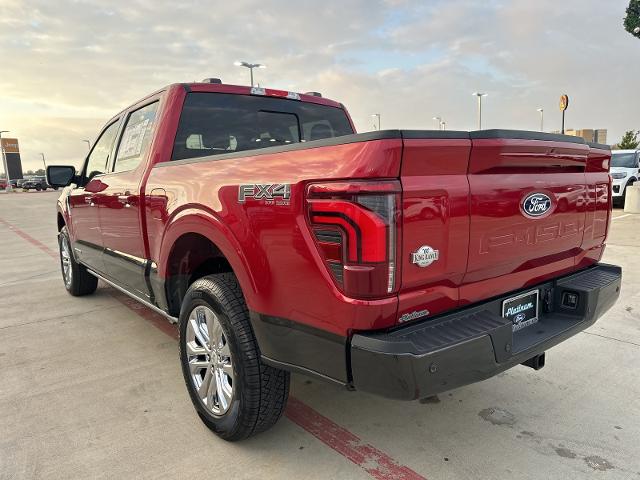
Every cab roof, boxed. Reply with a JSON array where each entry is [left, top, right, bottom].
[[108, 81, 345, 126], [178, 81, 344, 109]]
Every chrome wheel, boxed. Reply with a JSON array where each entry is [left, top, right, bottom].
[[186, 306, 234, 416], [60, 234, 72, 288]]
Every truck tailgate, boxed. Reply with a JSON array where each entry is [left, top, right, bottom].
[[461, 132, 593, 304]]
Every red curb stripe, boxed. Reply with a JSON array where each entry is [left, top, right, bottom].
[[0, 217, 426, 480], [286, 397, 426, 480], [0, 217, 58, 257], [109, 289, 180, 340]]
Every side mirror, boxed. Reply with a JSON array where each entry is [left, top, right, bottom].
[[46, 165, 77, 188]]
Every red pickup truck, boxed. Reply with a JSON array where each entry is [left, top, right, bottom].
[[48, 80, 622, 441]]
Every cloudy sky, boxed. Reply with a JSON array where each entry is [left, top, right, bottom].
[[1, 0, 638, 171]]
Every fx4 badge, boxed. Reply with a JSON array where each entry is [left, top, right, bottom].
[[411, 245, 439, 268], [238, 184, 291, 205]]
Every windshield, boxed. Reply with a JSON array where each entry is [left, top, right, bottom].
[[611, 152, 638, 168]]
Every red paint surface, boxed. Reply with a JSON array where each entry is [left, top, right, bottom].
[[0, 216, 426, 480], [460, 139, 609, 304], [144, 135, 403, 335], [397, 138, 471, 319]]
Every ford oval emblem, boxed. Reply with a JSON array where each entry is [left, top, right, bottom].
[[522, 193, 552, 218]]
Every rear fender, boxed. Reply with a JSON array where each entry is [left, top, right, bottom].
[[158, 207, 258, 306]]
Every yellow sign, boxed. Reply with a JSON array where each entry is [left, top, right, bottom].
[[559, 94, 569, 112], [0, 138, 20, 153]]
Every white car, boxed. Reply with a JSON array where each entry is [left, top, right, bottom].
[[610, 149, 640, 205]]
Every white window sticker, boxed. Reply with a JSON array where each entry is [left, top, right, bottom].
[[119, 118, 151, 159]]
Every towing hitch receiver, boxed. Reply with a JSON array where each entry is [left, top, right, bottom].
[[521, 353, 545, 370]]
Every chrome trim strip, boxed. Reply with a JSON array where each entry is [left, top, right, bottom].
[[87, 269, 178, 324], [103, 247, 147, 267]]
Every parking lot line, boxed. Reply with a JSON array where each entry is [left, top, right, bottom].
[[286, 396, 426, 480], [0, 217, 57, 257], [0, 215, 427, 480], [611, 213, 631, 220]]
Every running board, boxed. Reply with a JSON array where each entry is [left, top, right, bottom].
[[87, 269, 179, 324]]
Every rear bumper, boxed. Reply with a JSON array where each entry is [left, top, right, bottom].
[[350, 264, 622, 400]]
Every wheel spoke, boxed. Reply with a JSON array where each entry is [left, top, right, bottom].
[[198, 368, 213, 401], [59, 236, 73, 286], [216, 370, 232, 411], [207, 369, 219, 406], [186, 341, 208, 357], [189, 359, 209, 375], [185, 305, 234, 415], [208, 314, 223, 348], [187, 318, 208, 348]]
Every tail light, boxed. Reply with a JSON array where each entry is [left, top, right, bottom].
[[306, 180, 401, 298]]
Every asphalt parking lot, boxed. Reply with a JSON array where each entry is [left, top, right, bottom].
[[1, 190, 639, 480]]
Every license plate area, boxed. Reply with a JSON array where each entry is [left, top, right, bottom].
[[502, 289, 539, 332]]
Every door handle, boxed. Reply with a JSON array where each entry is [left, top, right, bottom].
[[117, 195, 133, 208]]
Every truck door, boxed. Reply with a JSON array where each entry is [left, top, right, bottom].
[[98, 100, 160, 300], [68, 118, 121, 273]]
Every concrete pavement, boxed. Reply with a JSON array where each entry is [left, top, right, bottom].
[[1, 190, 639, 480]]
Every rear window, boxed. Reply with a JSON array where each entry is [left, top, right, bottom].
[[172, 92, 354, 161]]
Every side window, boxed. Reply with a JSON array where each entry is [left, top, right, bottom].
[[113, 102, 159, 173], [84, 120, 120, 181]]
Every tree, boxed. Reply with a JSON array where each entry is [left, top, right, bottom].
[[619, 130, 640, 149], [624, 0, 640, 38]]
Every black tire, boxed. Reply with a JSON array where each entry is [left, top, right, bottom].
[[58, 226, 98, 296], [35, 185, 42, 191], [179, 273, 290, 441]]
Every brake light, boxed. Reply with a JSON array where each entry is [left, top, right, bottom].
[[250, 87, 301, 100], [306, 180, 400, 298]]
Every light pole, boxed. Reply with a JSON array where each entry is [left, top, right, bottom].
[[441, 121, 447, 131], [371, 113, 381, 130], [432, 116, 442, 130], [536, 108, 544, 132], [473, 92, 488, 130], [40, 153, 46, 172], [0, 130, 12, 192], [82, 139, 91, 150], [234, 61, 266, 87]]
